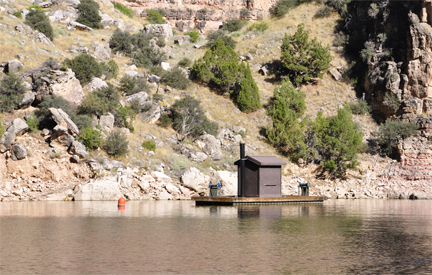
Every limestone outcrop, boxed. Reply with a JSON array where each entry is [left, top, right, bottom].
[[116, 0, 277, 33]]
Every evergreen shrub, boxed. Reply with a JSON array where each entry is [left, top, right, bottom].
[[109, 29, 132, 54], [185, 30, 200, 42], [281, 23, 331, 86], [162, 67, 191, 90], [142, 140, 156, 151], [76, 0, 102, 29], [104, 129, 129, 156], [178, 57, 192, 68], [270, 0, 298, 17], [112, 2, 134, 18], [99, 60, 119, 79], [222, 19, 246, 33], [374, 120, 419, 158], [349, 99, 371, 115], [206, 30, 237, 49], [147, 10, 165, 24], [25, 9, 54, 40], [63, 53, 101, 85], [0, 73, 26, 112], [79, 127, 103, 149]]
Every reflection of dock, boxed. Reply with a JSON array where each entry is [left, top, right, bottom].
[[193, 195, 326, 206]]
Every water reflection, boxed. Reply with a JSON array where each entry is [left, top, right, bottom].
[[0, 200, 431, 274]]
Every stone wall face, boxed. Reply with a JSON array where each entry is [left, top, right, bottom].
[[116, 0, 277, 32], [393, 118, 432, 180]]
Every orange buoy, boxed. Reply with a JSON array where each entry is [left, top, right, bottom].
[[118, 197, 126, 207]]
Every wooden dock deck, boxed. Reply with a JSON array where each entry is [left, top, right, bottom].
[[193, 195, 326, 206]]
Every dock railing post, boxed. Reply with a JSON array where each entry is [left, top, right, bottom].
[[240, 142, 245, 197]]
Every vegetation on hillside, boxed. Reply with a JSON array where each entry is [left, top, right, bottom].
[[191, 39, 261, 113], [76, 0, 102, 29], [281, 23, 331, 86], [25, 9, 54, 40], [0, 73, 26, 113]]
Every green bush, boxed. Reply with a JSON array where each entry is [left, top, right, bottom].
[[222, 19, 247, 33], [233, 63, 262, 113], [383, 92, 401, 113], [25, 9, 54, 41], [0, 115, 5, 137], [129, 99, 143, 113], [267, 80, 308, 161], [312, 106, 363, 178], [13, 11, 22, 18], [162, 67, 191, 90], [248, 22, 269, 33], [0, 73, 26, 112], [104, 129, 129, 157], [63, 54, 101, 85], [206, 30, 237, 49], [74, 114, 93, 130], [142, 139, 156, 151], [113, 106, 136, 131], [149, 65, 164, 76], [119, 75, 150, 95], [178, 57, 192, 68], [281, 23, 331, 86], [79, 127, 103, 149], [314, 6, 333, 18], [185, 30, 200, 42], [171, 95, 218, 142], [28, 5, 42, 10], [99, 60, 119, 79], [152, 93, 164, 102], [131, 32, 153, 51], [34, 95, 76, 129], [374, 120, 419, 158], [26, 114, 39, 133], [191, 39, 261, 113], [270, 0, 298, 17], [158, 113, 171, 128], [156, 36, 166, 47], [76, 0, 102, 29], [112, 2, 134, 18], [147, 10, 165, 24], [78, 83, 119, 116], [133, 47, 166, 67], [109, 29, 132, 55], [349, 99, 371, 115]]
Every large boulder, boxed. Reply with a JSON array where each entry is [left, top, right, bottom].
[[18, 90, 36, 109], [74, 178, 123, 200], [91, 42, 111, 61], [5, 59, 24, 73], [86, 77, 108, 92], [99, 112, 115, 132], [124, 92, 148, 105], [69, 140, 88, 158], [174, 35, 191, 45], [196, 134, 223, 160], [180, 167, 210, 193], [208, 170, 237, 196], [142, 24, 173, 41], [35, 32, 55, 47], [139, 104, 161, 124], [0, 118, 28, 153], [49, 108, 79, 136], [50, 69, 84, 106], [11, 143, 28, 160]]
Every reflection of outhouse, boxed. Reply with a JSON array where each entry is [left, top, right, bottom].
[[234, 144, 287, 197]]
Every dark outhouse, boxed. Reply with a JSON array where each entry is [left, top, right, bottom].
[[234, 144, 287, 197]]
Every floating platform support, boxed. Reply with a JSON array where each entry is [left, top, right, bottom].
[[193, 195, 326, 206]]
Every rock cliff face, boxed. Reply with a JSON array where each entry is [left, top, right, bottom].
[[116, 0, 276, 32]]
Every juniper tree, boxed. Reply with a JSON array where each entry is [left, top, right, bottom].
[[281, 23, 331, 86], [266, 80, 308, 161]]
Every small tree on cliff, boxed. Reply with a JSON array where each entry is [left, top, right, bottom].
[[191, 39, 261, 113], [267, 80, 308, 161], [312, 106, 363, 178], [281, 23, 331, 86]]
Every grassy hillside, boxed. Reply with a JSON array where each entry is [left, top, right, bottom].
[[0, 0, 381, 180]]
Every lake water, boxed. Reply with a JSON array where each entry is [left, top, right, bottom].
[[0, 200, 431, 274]]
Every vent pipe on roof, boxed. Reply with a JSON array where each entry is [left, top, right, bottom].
[[240, 142, 245, 197]]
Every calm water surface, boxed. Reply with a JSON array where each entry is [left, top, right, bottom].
[[0, 200, 431, 274]]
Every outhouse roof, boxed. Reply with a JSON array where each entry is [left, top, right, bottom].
[[234, 155, 287, 166]]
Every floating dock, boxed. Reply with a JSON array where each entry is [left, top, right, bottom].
[[193, 195, 326, 206]]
